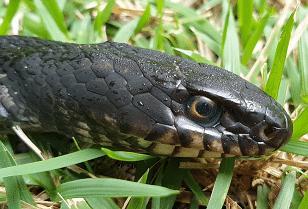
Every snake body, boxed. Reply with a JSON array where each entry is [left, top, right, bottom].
[[0, 36, 292, 158]]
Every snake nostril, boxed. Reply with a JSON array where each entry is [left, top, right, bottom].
[[264, 126, 275, 139]]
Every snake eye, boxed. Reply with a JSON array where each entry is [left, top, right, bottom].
[[185, 96, 222, 127]]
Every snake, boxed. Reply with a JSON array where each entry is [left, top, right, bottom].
[[0, 36, 292, 158]]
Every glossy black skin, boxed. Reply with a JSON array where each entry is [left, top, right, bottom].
[[0, 36, 293, 157]]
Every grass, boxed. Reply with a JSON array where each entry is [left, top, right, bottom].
[[0, 0, 308, 208]]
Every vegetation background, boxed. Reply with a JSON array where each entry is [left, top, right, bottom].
[[1, 0, 308, 208]]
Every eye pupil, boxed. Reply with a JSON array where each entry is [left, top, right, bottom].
[[196, 102, 211, 116], [184, 96, 222, 128]]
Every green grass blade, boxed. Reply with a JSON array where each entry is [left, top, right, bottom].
[[273, 171, 296, 209], [190, 195, 200, 209], [0, 0, 21, 35], [285, 57, 302, 105], [26, 152, 57, 198], [151, 21, 163, 50], [74, 201, 92, 209], [162, 36, 175, 55], [257, 0, 267, 14], [291, 106, 308, 140], [0, 148, 105, 178], [276, 78, 289, 106], [192, 28, 221, 56], [135, 36, 150, 48], [173, 48, 214, 65], [197, 0, 222, 13], [113, 18, 140, 43], [22, 14, 50, 39], [4, 177, 22, 209], [257, 184, 270, 209], [265, 10, 295, 100], [207, 158, 235, 209], [73, 13, 93, 44], [86, 197, 120, 209], [183, 170, 208, 206], [164, 1, 221, 43], [135, 158, 163, 182], [152, 160, 166, 209], [101, 148, 156, 161], [134, 2, 151, 35], [291, 189, 303, 209], [221, 4, 241, 75], [160, 158, 184, 209], [127, 169, 149, 209], [41, 0, 68, 36], [55, 178, 179, 201], [163, 1, 195, 18], [297, 8, 308, 100], [94, 0, 115, 36], [0, 142, 36, 207], [28, 173, 57, 199], [298, 189, 308, 209], [241, 10, 272, 66], [33, 0, 67, 41], [171, 31, 192, 51], [156, 0, 164, 15], [281, 141, 308, 157], [7, 175, 37, 207], [238, 0, 253, 47]]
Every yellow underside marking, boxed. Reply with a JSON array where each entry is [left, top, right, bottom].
[[79, 133, 238, 158], [172, 147, 200, 157], [150, 143, 175, 155]]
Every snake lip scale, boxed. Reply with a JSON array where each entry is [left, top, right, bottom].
[[0, 36, 292, 158]]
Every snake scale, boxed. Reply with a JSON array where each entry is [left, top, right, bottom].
[[0, 36, 292, 158]]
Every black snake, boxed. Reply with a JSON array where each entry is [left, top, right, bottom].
[[0, 36, 293, 158]]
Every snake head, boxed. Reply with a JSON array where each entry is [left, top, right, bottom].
[[134, 60, 292, 158], [166, 64, 293, 157]]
